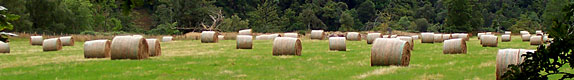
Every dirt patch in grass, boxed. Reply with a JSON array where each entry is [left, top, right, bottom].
[[416, 73, 444, 80]]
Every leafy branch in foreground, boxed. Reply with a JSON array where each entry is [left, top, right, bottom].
[[503, 2, 574, 80]]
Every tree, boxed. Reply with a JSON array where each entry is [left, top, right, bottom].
[[339, 11, 355, 32], [0, 6, 19, 31], [504, 3, 574, 80], [395, 16, 411, 30], [444, 0, 473, 32], [414, 18, 430, 32], [220, 15, 249, 32], [357, 0, 375, 23], [542, 0, 569, 30], [249, 0, 282, 33]]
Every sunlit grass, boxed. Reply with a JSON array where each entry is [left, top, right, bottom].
[[0, 36, 539, 79]]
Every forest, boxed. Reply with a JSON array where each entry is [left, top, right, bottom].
[[0, 0, 564, 35]]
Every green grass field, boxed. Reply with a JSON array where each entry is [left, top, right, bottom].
[[0, 36, 539, 80]]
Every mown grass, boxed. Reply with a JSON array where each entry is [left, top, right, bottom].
[[0, 36, 539, 80]]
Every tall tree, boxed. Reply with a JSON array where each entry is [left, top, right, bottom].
[[356, 0, 375, 23], [249, 0, 282, 33], [444, 0, 473, 32]]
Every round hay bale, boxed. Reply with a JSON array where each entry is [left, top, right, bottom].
[[459, 33, 470, 41], [84, 40, 111, 58], [110, 36, 149, 60], [477, 33, 485, 39], [381, 35, 390, 38], [310, 30, 326, 40], [366, 33, 381, 44], [30, 36, 43, 45], [486, 32, 493, 35], [146, 39, 161, 57], [535, 30, 543, 35], [0, 41, 9, 53], [162, 36, 173, 42], [481, 35, 498, 47], [371, 38, 410, 66], [255, 35, 266, 40], [329, 37, 346, 51], [346, 32, 361, 41], [521, 34, 531, 41], [496, 49, 534, 80], [443, 39, 467, 54], [201, 31, 219, 43], [43, 38, 62, 51], [411, 35, 419, 40], [132, 35, 144, 38], [284, 33, 298, 38], [421, 33, 434, 43], [269, 34, 282, 40], [218, 35, 225, 41], [397, 36, 414, 50], [505, 31, 512, 35], [520, 31, 530, 35], [272, 37, 302, 56], [390, 35, 398, 38], [530, 36, 543, 45], [238, 29, 252, 35], [433, 34, 443, 43], [501, 35, 511, 42], [236, 35, 253, 49], [442, 34, 452, 40], [60, 36, 74, 46]]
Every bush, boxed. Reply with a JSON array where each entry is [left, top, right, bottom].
[[80, 31, 97, 35]]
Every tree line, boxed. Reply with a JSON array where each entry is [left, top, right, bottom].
[[0, 0, 567, 35]]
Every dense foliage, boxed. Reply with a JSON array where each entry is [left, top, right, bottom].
[[0, 0, 563, 34], [504, 2, 574, 80]]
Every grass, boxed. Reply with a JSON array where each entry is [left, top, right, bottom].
[[0, 36, 539, 80]]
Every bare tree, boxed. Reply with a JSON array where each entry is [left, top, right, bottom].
[[200, 9, 224, 31]]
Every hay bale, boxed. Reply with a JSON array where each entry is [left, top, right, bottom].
[[201, 31, 219, 43], [366, 33, 381, 44], [59, 36, 74, 46], [255, 35, 266, 40], [443, 39, 467, 54], [133, 35, 144, 38], [501, 35, 511, 42], [390, 35, 398, 38], [43, 38, 62, 51], [411, 35, 419, 40], [329, 37, 346, 51], [381, 35, 389, 38], [236, 35, 253, 49], [486, 32, 493, 35], [521, 34, 531, 41], [371, 38, 410, 66], [238, 29, 252, 35], [0, 41, 9, 53], [269, 34, 282, 40], [496, 49, 534, 80], [520, 31, 530, 35], [310, 30, 326, 40], [477, 33, 485, 39], [504, 31, 512, 35], [162, 36, 173, 42], [346, 32, 361, 41], [421, 33, 434, 43], [84, 40, 111, 58], [480, 35, 498, 47], [272, 37, 302, 56], [30, 36, 43, 45], [284, 33, 299, 38], [110, 36, 149, 60], [218, 35, 225, 41], [442, 34, 451, 40], [535, 30, 543, 35], [433, 34, 443, 43], [146, 39, 161, 57], [530, 35, 543, 45], [397, 36, 414, 50], [459, 33, 469, 41]]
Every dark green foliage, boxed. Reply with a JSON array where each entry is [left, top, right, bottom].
[[504, 3, 574, 80]]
